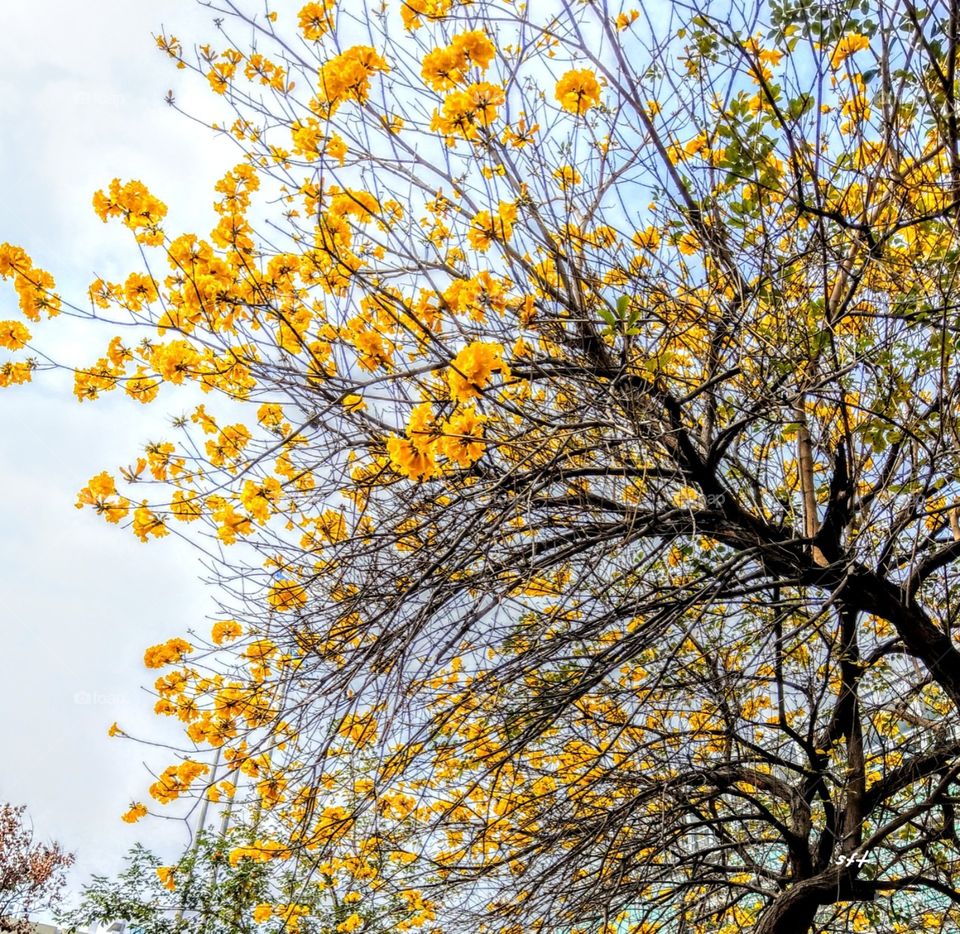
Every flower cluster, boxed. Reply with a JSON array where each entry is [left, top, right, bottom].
[[554, 68, 602, 115], [431, 82, 505, 144], [92, 178, 168, 245], [315, 45, 389, 117], [421, 30, 496, 91]]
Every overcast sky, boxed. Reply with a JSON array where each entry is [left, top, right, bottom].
[[0, 0, 259, 908]]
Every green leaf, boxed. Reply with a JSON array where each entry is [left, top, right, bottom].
[[598, 307, 617, 327]]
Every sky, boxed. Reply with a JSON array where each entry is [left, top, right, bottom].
[[0, 0, 254, 909]]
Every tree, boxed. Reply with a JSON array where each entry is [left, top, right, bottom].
[[59, 821, 428, 934], [0, 804, 74, 933], [6, 0, 960, 929]]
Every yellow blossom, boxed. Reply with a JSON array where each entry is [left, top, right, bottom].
[[555, 69, 601, 115], [553, 165, 582, 190], [0, 320, 31, 351], [298, 1, 335, 41], [448, 342, 508, 402], [121, 802, 147, 823], [831, 33, 870, 69]]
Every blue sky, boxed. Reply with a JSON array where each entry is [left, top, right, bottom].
[[0, 0, 248, 905]]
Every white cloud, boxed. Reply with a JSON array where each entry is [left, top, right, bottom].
[[0, 0, 248, 907]]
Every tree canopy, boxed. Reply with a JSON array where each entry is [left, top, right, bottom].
[[0, 804, 73, 933], [61, 821, 422, 934], [6, 0, 960, 930]]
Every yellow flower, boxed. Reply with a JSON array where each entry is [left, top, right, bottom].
[[831, 33, 870, 69], [124, 369, 160, 404], [422, 47, 466, 91], [759, 47, 783, 66], [447, 342, 508, 402], [212, 620, 243, 644], [633, 226, 661, 252], [405, 402, 440, 454], [555, 69, 601, 115], [212, 502, 253, 545], [281, 905, 311, 933], [268, 579, 308, 611], [298, 1, 334, 41], [291, 119, 323, 159], [431, 82, 505, 142], [0, 243, 32, 278], [553, 165, 581, 190], [338, 712, 378, 746], [244, 638, 278, 664], [455, 30, 496, 68], [467, 201, 515, 251], [253, 903, 274, 924], [0, 320, 30, 351], [123, 273, 157, 311], [121, 802, 147, 823], [80, 471, 116, 500], [337, 912, 364, 933], [387, 436, 437, 481], [401, 0, 452, 30], [240, 477, 283, 524], [325, 134, 348, 165], [171, 490, 203, 523], [132, 504, 169, 542], [316, 46, 389, 117], [92, 178, 167, 245], [143, 637, 193, 669], [156, 866, 176, 891], [501, 116, 539, 148], [439, 406, 486, 467], [421, 31, 495, 91]]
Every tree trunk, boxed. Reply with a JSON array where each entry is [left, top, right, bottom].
[[754, 878, 825, 934], [754, 867, 873, 934]]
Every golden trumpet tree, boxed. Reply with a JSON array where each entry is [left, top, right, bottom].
[[6, 0, 960, 930]]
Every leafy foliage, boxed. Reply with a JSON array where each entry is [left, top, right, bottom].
[[0, 804, 73, 933], [59, 825, 420, 934]]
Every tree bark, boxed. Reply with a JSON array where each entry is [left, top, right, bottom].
[[754, 869, 870, 934], [754, 880, 821, 934]]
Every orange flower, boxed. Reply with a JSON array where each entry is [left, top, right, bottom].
[[831, 33, 870, 69], [553, 165, 581, 190], [431, 82, 505, 142], [447, 342, 508, 402], [555, 69, 601, 115], [439, 407, 486, 467], [316, 46, 389, 117], [0, 320, 30, 351], [387, 436, 437, 481], [143, 638, 193, 669], [467, 201, 516, 251], [298, 1, 335, 41], [421, 30, 496, 91], [212, 620, 243, 644], [121, 802, 147, 823], [268, 579, 308, 611]]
